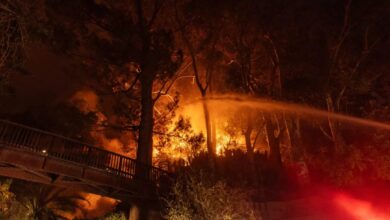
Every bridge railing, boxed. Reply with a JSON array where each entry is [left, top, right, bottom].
[[0, 119, 169, 183]]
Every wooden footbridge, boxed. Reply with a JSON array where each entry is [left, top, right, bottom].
[[0, 119, 171, 201]]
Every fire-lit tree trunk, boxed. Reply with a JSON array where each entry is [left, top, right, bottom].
[[326, 94, 346, 153], [244, 114, 258, 185], [264, 34, 282, 99], [133, 1, 157, 218], [211, 117, 217, 155], [263, 34, 283, 170], [135, 0, 154, 168], [202, 99, 216, 169], [288, 117, 304, 161], [174, 1, 219, 170], [264, 115, 283, 170], [133, 0, 184, 169], [210, 86, 217, 156], [137, 73, 154, 165], [284, 116, 293, 162]]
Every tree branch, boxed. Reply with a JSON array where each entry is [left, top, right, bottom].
[[336, 27, 383, 109], [330, 0, 352, 75], [148, 0, 165, 29], [319, 125, 333, 141], [95, 123, 139, 132], [153, 77, 170, 103], [174, 0, 206, 95]]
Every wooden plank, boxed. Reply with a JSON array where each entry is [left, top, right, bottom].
[[44, 157, 84, 177], [0, 147, 45, 169], [0, 167, 51, 184]]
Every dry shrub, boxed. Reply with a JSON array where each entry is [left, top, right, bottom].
[[165, 172, 256, 220]]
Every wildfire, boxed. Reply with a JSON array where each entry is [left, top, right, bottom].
[[154, 132, 195, 165], [153, 102, 248, 164], [216, 131, 246, 155]]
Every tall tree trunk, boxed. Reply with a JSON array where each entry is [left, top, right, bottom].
[[202, 100, 215, 170], [174, 3, 217, 169], [264, 34, 283, 170], [135, 0, 154, 169], [244, 114, 258, 185], [209, 80, 217, 155], [137, 75, 154, 166], [264, 115, 282, 169], [326, 94, 346, 153], [211, 118, 217, 154], [291, 117, 303, 161], [283, 116, 293, 162], [285, 116, 304, 162]]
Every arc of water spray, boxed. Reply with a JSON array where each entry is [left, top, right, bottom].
[[192, 95, 390, 131]]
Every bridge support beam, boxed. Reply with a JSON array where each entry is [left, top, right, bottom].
[[129, 204, 140, 220], [128, 202, 162, 220]]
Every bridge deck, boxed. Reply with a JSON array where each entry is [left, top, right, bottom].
[[0, 119, 170, 201]]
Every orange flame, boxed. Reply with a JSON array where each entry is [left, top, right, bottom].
[[153, 103, 248, 163]]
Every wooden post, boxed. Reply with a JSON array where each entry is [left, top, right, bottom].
[[119, 156, 123, 175], [47, 135, 56, 157], [129, 204, 140, 220]]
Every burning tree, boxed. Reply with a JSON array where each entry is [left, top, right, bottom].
[[154, 116, 205, 167], [174, 0, 226, 170]]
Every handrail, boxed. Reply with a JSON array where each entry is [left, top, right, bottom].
[[0, 119, 170, 183]]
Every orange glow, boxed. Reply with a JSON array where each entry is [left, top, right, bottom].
[[334, 193, 390, 220], [180, 103, 206, 133], [70, 89, 136, 157], [76, 194, 118, 219], [68, 90, 129, 219], [153, 130, 196, 164], [70, 90, 99, 113]]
